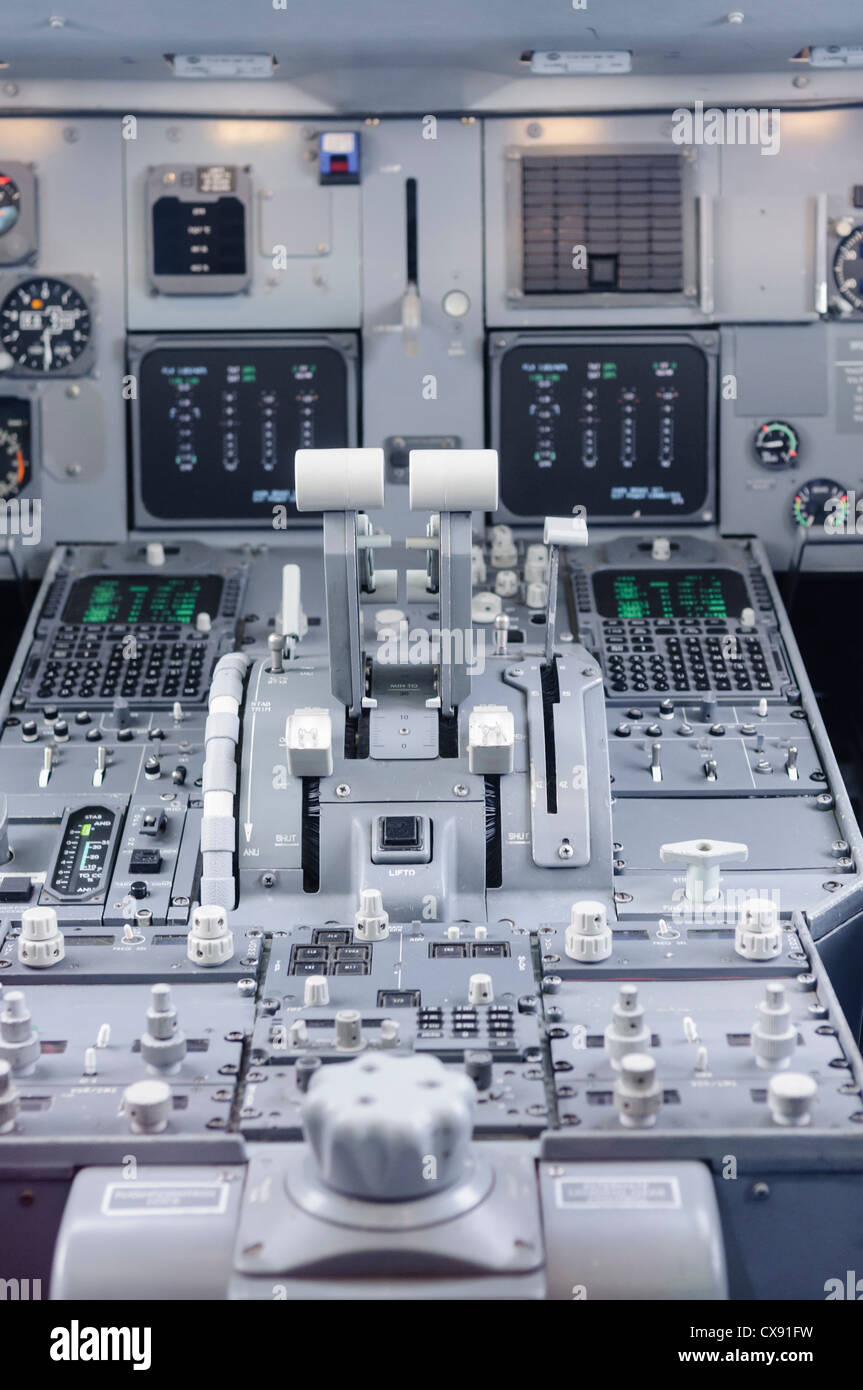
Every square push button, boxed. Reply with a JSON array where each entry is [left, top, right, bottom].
[[372, 814, 431, 864]]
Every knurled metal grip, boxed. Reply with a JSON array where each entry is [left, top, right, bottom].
[[294, 447, 385, 513], [408, 448, 499, 512]]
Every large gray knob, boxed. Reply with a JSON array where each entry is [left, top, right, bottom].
[[302, 1053, 476, 1201]]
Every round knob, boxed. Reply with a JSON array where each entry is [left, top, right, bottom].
[[187, 904, 234, 967], [124, 1079, 172, 1133], [139, 984, 186, 1072], [751, 983, 797, 1069], [768, 1072, 817, 1127], [494, 569, 519, 598], [304, 974, 330, 1007], [354, 889, 389, 942], [605, 984, 651, 1068], [374, 608, 406, 639], [735, 897, 782, 960], [468, 973, 494, 1005], [19, 905, 64, 969], [0, 991, 40, 1074], [465, 1049, 493, 1090], [525, 580, 548, 610], [0, 1060, 20, 1133], [334, 1009, 363, 1051], [614, 1053, 662, 1128], [302, 1053, 476, 1201], [565, 900, 612, 963]]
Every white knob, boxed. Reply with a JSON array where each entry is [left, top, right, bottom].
[[565, 900, 612, 962], [735, 897, 782, 960], [380, 1018, 400, 1047], [659, 837, 748, 904], [525, 580, 548, 610], [768, 1072, 817, 1127], [374, 608, 406, 638], [741, 607, 756, 628], [471, 545, 487, 586], [0, 990, 40, 1074], [355, 889, 389, 941], [494, 569, 519, 597], [146, 542, 165, 567], [334, 1009, 364, 1050], [468, 973, 494, 1005], [446, 925, 461, 941], [490, 525, 517, 569], [471, 591, 502, 623], [614, 1053, 662, 1128], [302, 1053, 476, 1200], [140, 984, 186, 1073], [524, 543, 549, 582], [751, 983, 797, 1068], [187, 904, 234, 967], [19, 904, 64, 968], [651, 537, 671, 561], [604, 984, 651, 1068], [124, 1079, 172, 1134], [0, 1060, 20, 1133], [304, 975, 330, 1007]]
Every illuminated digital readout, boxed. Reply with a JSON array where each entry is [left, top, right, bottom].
[[592, 569, 750, 620], [61, 575, 223, 626]]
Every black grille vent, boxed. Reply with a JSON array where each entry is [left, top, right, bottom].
[[521, 153, 685, 296]]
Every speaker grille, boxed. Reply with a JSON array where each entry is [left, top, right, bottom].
[[521, 152, 685, 296]]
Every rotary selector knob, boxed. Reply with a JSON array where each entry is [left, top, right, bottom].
[[605, 984, 651, 1068], [494, 569, 519, 598], [123, 1079, 172, 1134], [614, 1053, 662, 1128], [468, 973, 494, 1005], [0, 991, 40, 1074], [139, 984, 187, 1073], [302, 1052, 476, 1201], [187, 904, 234, 967], [751, 983, 797, 1069], [355, 889, 389, 942], [0, 1060, 20, 1133], [768, 1072, 818, 1127], [19, 905, 65, 969], [735, 897, 783, 961], [565, 900, 613, 962], [304, 974, 330, 1007]]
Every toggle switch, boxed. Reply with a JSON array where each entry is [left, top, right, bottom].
[[650, 742, 662, 782]]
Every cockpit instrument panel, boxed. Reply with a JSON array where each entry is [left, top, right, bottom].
[[491, 333, 713, 523], [128, 333, 357, 527], [0, 162, 37, 266], [146, 164, 252, 296]]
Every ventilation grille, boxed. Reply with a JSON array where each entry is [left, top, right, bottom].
[[521, 153, 685, 296]]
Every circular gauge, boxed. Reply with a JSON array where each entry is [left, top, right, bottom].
[[0, 277, 92, 373], [0, 397, 32, 501], [0, 174, 21, 237], [833, 225, 863, 310], [791, 478, 848, 530], [754, 420, 799, 469]]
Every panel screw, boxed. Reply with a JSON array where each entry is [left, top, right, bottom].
[[453, 783, 469, 797], [335, 783, 351, 798], [557, 841, 574, 860], [751, 1181, 770, 1201]]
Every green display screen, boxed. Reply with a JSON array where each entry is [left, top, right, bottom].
[[592, 569, 750, 621], [62, 574, 223, 626]]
